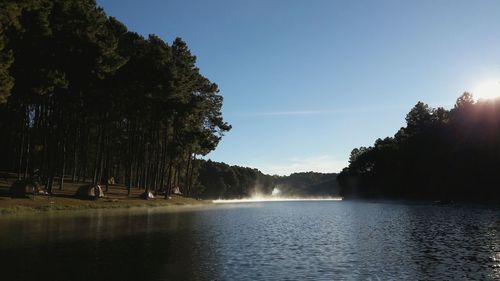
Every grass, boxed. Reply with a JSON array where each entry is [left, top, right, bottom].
[[0, 174, 209, 215]]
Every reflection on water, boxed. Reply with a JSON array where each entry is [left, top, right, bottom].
[[213, 197, 342, 203], [0, 202, 499, 280]]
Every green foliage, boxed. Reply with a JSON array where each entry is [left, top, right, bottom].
[[0, 0, 26, 103], [274, 172, 339, 197], [338, 93, 500, 201], [0, 0, 230, 196], [196, 162, 340, 199], [197, 160, 275, 199]]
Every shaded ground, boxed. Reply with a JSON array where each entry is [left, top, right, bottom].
[[0, 172, 208, 214]]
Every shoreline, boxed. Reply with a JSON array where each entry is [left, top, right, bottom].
[[0, 195, 211, 215], [0, 178, 210, 216]]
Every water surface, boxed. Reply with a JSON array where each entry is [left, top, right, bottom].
[[1, 201, 499, 280]]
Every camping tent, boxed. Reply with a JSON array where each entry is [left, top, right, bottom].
[[75, 184, 105, 200], [140, 191, 155, 199], [9, 180, 47, 198], [172, 186, 182, 195]]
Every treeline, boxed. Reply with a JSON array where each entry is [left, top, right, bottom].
[[274, 172, 339, 197], [196, 160, 275, 199], [195, 161, 340, 199], [0, 0, 230, 196], [338, 93, 500, 201]]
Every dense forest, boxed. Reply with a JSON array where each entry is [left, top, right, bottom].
[[0, 0, 339, 201], [274, 172, 339, 197], [338, 93, 500, 201], [0, 0, 231, 197], [196, 161, 339, 199], [9, 0, 490, 204], [196, 160, 275, 199]]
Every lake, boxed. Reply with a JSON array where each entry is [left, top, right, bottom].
[[0, 201, 499, 280]]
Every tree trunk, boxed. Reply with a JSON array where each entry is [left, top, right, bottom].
[[184, 152, 192, 196], [93, 123, 103, 185], [23, 130, 31, 180], [187, 155, 195, 197], [165, 158, 173, 198], [59, 142, 65, 190], [105, 143, 110, 192], [71, 127, 79, 182], [17, 106, 27, 180]]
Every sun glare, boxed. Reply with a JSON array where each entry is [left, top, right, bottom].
[[473, 80, 500, 101]]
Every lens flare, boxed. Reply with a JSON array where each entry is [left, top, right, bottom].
[[473, 80, 500, 101]]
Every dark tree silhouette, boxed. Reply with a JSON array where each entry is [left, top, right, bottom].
[[338, 93, 500, 202], [196, 160, 275, 199], [0, 0, 230, 198]]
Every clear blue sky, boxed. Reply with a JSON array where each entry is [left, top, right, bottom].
[[97, 0, 500, 175]]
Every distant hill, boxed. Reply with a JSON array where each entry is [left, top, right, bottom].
[[196, 161, 339, 199], [196, 160, 275, 199], [274, 172, 339, 197]]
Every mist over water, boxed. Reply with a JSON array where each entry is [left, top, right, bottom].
[[271, 187, 281, 196], [213, 186, 343, 204]]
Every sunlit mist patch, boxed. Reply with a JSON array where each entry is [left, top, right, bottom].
[[271, 187, 281, 196], [212, 197, 343, 204], [213, 187, 342, 204]]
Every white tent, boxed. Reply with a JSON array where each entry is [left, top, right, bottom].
[[172, 186, 182, 195]]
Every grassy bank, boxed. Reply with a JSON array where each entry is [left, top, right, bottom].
[[0, 176, 209, 215]]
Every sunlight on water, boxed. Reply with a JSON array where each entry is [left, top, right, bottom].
[[213, 197, 342, 204]]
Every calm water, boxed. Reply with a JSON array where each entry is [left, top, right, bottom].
[[0, 201, 499, 280]]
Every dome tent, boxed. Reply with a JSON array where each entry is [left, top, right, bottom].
[[140, 191, 155, 199], [172, 186, 182, 195], [75, 184, 105, 200], [9, 180, 47, 198]]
